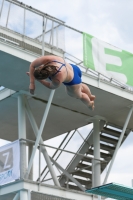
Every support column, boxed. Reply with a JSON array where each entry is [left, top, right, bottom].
[[18, 94, 27, 179], [28, 144, 33, 180], [20, 190, 28, 200], [92, 119, 101, 187]]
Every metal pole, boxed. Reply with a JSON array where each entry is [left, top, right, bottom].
[[92, 158, 94, 188], [42, 16, 47, 56], [20, 190, 28, 200], [132, 179, 133, 187], [25, 93, 60, 186], [18, 94, 26, 138], [23, 5, 26, 36], [28, 190, 31, 200], [52, 20, 54, 47], [0, 0, 4, 22], [6, 1, 12, 27], [56, 25, 58, 49], [103, 105, 133, 184], [22, 4, 26, 49], [18, 94, 27, 179], [77, 129, 90, 147], [49, 21, 53, 45], [28, 144, 33, 180], [39, 145, 41, 182], [50, 157, 85, 192], [93, 119, 101, 187], [98, 195, 101, 200], [13, 193, 20, 200]]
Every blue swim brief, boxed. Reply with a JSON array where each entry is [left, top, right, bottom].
[[63, 64, 82, 86]]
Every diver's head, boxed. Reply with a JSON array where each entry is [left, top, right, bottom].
[[34, 65, 58, 80]]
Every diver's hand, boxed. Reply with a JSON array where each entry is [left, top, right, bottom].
[[29, 83, 35, 95], [26, 72, 30, 76]]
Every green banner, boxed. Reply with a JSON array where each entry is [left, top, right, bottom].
[[83, 32, 133, 86]]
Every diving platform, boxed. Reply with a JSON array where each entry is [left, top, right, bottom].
[[86, 183, 133, 200]]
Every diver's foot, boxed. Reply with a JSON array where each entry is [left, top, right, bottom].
[[88, 101, 94, 111], [90, 95, 96, 101]]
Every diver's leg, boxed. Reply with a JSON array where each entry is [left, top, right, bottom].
[[66, 85, 94, 109], [80, 93, 94, 110], [81, 83, 95, 101]]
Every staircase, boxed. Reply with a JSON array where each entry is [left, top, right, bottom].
[[59, 123, 131, 191]]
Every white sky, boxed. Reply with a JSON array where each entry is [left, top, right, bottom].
[[0, 0, 133, 192]]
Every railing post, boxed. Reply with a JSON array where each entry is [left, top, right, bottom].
[[0, 0, 4, 22], [6, 0, 12, 27], [42, 16, 47, 56], [56, 25, 58, 49], [22, 4, 26, 49]]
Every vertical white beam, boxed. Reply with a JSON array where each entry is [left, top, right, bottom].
[[18, 94, 26, 138], [103, 105, 133, 184], [18, 94, 27, 179], [6, 1, 12, 27], [52, 21, 54, 47], [56, 25, 58, 49], [42, 16, 47, 56], [93, 119, 101, 187], [28, 144, 33, 180], [23, 5, 26, 36], [132, 179, 133, 187], [0, 0, 4, 21], [38, 145, 41, 182], [20, 190, 28, 200], [42, 16, 45, 56]]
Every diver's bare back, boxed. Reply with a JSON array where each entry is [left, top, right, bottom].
[[43, 55, 74, 83]]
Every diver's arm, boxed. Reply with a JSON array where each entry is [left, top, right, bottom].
[[28, 57, 46, 94]]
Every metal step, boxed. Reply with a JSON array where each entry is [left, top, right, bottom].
[[68, 177, 91, 186], [77, 163, 92, 170], [86, 149, 112, 159], [100, 134, 118, 145], [102, 127, 122, 137], [71, 171, 92, 179], [63, 184, 86, 191], [100, 143, 115, 152]]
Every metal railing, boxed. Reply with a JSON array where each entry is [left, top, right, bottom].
[[0, 0, 65, 51], [19, 130, 95, 182]]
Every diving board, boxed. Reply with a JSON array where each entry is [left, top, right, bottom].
[[86, 183, 133, 200]]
